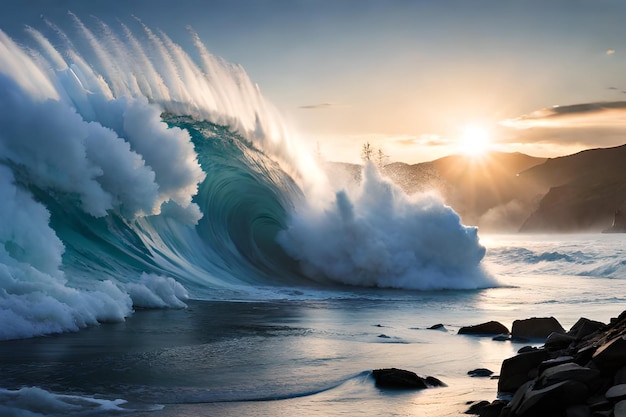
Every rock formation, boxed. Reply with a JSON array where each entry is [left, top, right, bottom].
[[371, 368, 446, 389], [458, 321, 510, 336], [468, 311, 626, 417]]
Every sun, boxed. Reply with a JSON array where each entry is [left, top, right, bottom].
[[458, 125, 491, 157]]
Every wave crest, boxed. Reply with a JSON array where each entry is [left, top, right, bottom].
[[279, 163, 496, 290]]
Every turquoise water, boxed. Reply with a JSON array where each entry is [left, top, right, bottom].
[[1, 16, 625, 417], [2, 234, 625, 416]]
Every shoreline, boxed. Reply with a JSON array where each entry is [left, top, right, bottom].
[[465, 310, 626, 416]]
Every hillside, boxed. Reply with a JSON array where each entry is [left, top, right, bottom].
[[324, 144, 626, 233], [326, 152, 547, 231], [519, 144, 626, 232]]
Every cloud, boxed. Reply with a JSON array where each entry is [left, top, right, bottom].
[[393, 134, 451, 147], [497, 100, 626, 152], [299, 102, 334, 110], [607, 49, 616, 55], [501, 101, 626, 129]]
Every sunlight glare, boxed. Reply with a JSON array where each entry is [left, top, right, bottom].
[[458, 125, 491, 157]]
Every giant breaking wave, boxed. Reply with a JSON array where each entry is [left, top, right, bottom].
[[0, 15, 496, 340]]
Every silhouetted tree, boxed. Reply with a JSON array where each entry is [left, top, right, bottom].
[[376, 148, 389, 169], [361, 141, 373, 162]]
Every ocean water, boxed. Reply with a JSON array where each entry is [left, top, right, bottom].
[[1, 16, 625, 417], [2, 234, 625, 417]]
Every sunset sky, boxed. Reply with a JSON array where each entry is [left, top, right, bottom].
[[3, 0, 626, 163]]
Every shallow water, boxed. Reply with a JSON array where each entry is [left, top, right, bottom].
[[3, 233, 626, 416]]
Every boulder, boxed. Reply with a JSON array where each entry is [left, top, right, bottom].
[[479, 400, 507, 417], [468, 368, 494, 377], [568, 318, 605, 340], [518, 346, 537, 354], [465, 400, 490, 414], [565, 404, 591, 417], [511, 317, 566, 340], [537, 363, 600, 388], [498, 349, 551, 393], [465, 399, 507, 416], [588, 397, 612, 413], [615, 400, 626, 417], [371, 368, 444, 389], [512, 379, 588, 417], [606, 384, 626, 402], [459, 321, 510, 336], [537, 356, 574, 374], [424, 376, 447, 387], [591, 336, 626, 371], [545, 332, 576, 350], [615, 366, 626, 384], [428, 323, 446, 330]]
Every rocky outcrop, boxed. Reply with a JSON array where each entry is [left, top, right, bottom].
[[518, 144, 626, 233], [511, 317, 566, 340], [458, 321, 510, 336], [468, 368, 494, 377], [474, 310, 626, 417], [371, 368, 446, 389]]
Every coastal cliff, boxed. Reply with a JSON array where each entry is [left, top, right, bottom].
[[518, 144, 626, 232]]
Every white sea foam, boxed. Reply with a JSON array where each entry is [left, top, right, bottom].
[[0, 14, 499, 342], [128, 273, 189, 308], [0, 386, 161, 416], [278, 163, 497, 290]]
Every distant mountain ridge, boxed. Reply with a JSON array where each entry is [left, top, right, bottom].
[[518, 144, 626, 232], [324, 143, 626, 232]]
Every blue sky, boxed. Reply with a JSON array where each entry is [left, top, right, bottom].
[[3, 0, 626, 163]]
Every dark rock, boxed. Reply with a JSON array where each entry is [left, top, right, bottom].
[[378, 334, 391, 338], [428, 323, 445, 330], [605, 384, 626, 402], [371, 368, 443, 390], [615, 399, 626, 416], [493, 334, 511, 341], [465, 399, 507, 416], [568, 318, 606, 340], [465, 400, 490, 414], [574, 345, 597, 366], [468, 368, 494, 377], [591, 336, 626, 371], [513, 380, 588, 417], [545, 332, 576, 350], [506, 380, 534, 415], [538, 363, 601, 388], [588, 397, 612, 412], [537, 356, 575, 374], [498, 349, 551, 393], [459, 321, 510, 336], [477, 310, 626, 417], [511, 317, 566, 340], [565, 404, 591, 417], [517, 346, 537, 354], [424, 376, 447, 387], [615, 366, 626, 384], [479, 400, 508, 417]]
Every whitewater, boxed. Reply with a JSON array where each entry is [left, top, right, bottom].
[[0, 16, 625, 417]]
